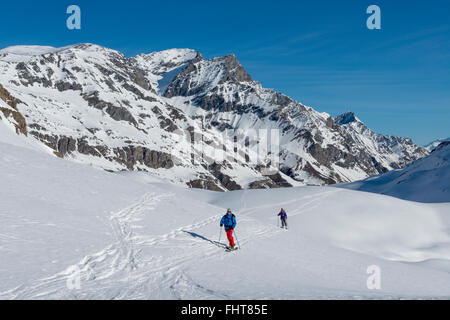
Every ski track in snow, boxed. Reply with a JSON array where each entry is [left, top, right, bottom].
[[0, 192, 173, 299], [2, 188, 439, 300], [0, 188, 336, 299], [0, 188, 287, 299]]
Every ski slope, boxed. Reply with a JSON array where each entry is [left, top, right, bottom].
[[339, 141, 450, 203], [1, 125, 450, 299]]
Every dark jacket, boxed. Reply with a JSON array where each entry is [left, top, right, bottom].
[[220, 213, 236, 230], [278, 210, 287, 220]]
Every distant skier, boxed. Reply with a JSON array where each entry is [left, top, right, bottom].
[[278, 208, 288, 229], [220, 208, 237, 250]]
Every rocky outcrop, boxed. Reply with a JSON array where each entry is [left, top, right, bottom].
[[217, 54, 252, 83], [0, 84, 27, 135], [105, 105, 138, 126], [112, 146, 174, 170], [249, 173, 292, 189], [208, 162, 242, 191], [187, 176, 224, 192], [83, 92, 137, 125]]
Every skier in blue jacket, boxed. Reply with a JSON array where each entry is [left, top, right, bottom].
[[278, 208, 288, 229], [220, 208, 237, 249]]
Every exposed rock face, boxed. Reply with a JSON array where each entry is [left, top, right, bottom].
[[208, 163, 242, 191], [0, 44, 429, 191], [105, 105, 138, 126], [0, 84, 17, 108], [0, 84, 27, 135], [249, 173, 292, 189], [113, 146, 174, 170], [217, 54, 252, 83], [335, 111, 357, 125], [165, 54, 252, 100], [187, 176, 225, 192]]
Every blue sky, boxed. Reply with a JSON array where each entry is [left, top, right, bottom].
[[0, 0, 449, 145]]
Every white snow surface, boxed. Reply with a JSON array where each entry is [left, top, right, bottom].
[[1, 122, 450, 300], [0, 45, 65, 62]]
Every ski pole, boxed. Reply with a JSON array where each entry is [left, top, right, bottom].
[[219, 227, 222, 243], [233, 229, 241, 249]]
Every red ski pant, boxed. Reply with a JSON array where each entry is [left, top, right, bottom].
[[225, 229, 235, 247]]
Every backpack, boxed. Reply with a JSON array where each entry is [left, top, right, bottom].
[[225, 214, 236, 227]]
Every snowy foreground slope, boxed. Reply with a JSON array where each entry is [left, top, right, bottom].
[[339, 141, 450, 203], [1, 125, 450, 299]]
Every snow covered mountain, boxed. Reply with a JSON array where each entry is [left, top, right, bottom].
[[0, 43, 428, 190], [424, 137, 450, 151], [340, 141, 450, 203], [1, 124, 450, 299]]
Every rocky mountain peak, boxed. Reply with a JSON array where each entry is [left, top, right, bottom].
[[334, 111, 361, 125], [132, 48, 202, 75], [0, 43, 430, 191], [214, 53, 252, 83], [67, 43, 109, 51]]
